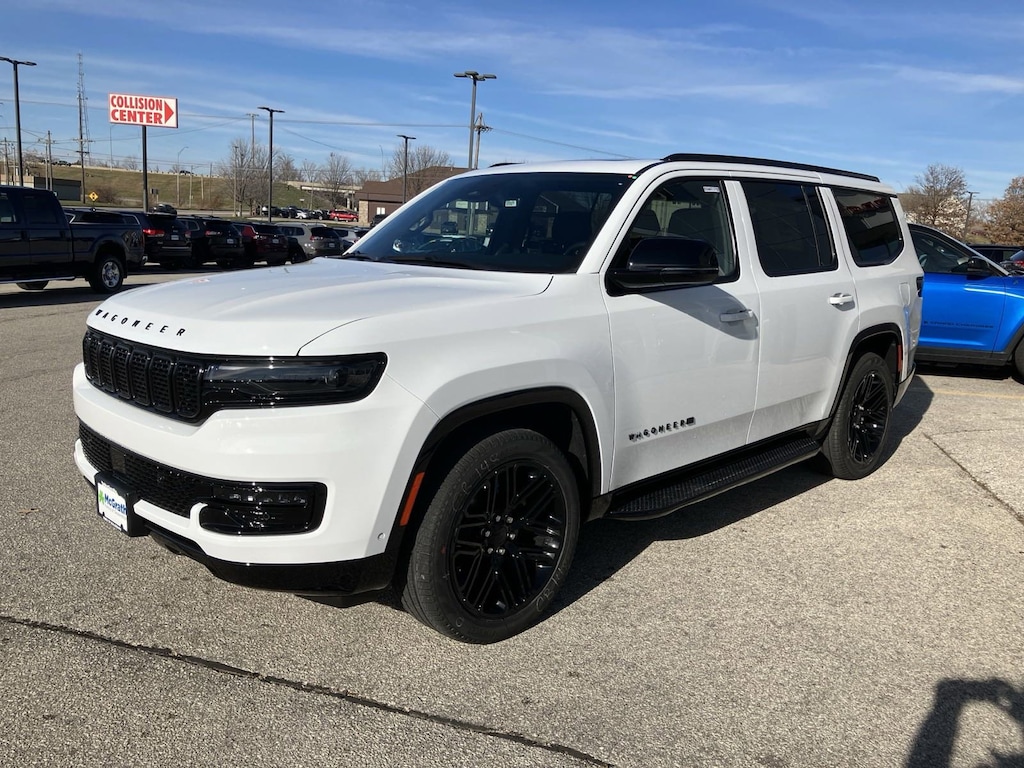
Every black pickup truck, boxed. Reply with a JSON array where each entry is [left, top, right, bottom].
[[0, 186, 145, 293]]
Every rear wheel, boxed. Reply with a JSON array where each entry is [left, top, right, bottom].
[[16, 281, 48, 291], [1013, 341, 1024, 380], [821, 353, 894, 479], [88, 253, 125, 293], [401, 429, 580, 643]]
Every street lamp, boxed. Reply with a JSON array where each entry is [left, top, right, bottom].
[[397, 134, 415, 203], [454, 70, 495, 169], [176, 146, 188, 207], [258, 106, 284, 221], [0, 56, 37, 186]]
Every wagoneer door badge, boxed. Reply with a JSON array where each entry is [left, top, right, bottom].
[[629, 417, 696, 443]]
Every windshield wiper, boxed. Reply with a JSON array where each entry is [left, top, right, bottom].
[[340, 251, 373, 261]]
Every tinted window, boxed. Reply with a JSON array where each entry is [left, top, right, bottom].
[[21, 191, 63, 226], [743, 181, 835, 276], [615, 178, 738, 280], [0, 192, 17, 224], [911, 228, 984, 274], [832, 188, 903, 266]]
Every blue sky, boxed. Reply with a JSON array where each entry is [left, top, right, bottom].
[[2, 0, 1023, 201]]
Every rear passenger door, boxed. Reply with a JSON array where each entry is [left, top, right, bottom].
[[0, 189, 32, 279], [21, 189, 70, 276], [604, 176, 761, 488], [740, 180, 859, 442]]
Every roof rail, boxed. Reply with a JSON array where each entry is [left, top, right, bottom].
[[660, 153, 880, 183]]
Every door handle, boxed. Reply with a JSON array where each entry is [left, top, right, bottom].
[[719, 308, 754, 323], [828, 293, 854, 306]]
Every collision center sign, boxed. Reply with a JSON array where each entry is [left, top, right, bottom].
[[108, 93, 178, 128]]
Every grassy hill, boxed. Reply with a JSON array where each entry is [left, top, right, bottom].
[[46, 165, 310, 213]]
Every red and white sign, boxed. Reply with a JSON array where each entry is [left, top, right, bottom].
[[108, 93, 178, 128]]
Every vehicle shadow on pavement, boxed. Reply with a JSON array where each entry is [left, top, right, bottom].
[[0, 280, 176, 308], [905, 678, 1024, 768], [551, 375, 935, 617]]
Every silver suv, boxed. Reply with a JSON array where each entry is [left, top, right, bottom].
[[274, 222, 343, 261]]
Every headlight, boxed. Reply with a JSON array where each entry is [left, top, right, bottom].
[[204, 354, 387, 409]]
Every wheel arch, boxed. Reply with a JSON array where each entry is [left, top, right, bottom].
[[827, 323, 904, 425], [386, 387, 602, 571]]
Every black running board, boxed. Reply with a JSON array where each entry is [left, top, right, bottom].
[[604, 436, 821, 520]]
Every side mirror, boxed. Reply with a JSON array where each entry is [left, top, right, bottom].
[[965, 257, 994, 277], [607, 237, 720, 294]]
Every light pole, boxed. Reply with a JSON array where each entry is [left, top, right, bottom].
[[0, 56, 37, 186], [176, 146, 188, 207], [258, 105, 284, 221], [454, 70, 495, 169], [397, 134, 415, 203]]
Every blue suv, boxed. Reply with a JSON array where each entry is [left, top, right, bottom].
[[910, 223, 1024, 379]]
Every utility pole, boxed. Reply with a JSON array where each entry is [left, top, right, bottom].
[[454, 71, 496, 169], [397, 134, 415, 203], [963, 191, 976, 239], [472, 112, 491, 170]]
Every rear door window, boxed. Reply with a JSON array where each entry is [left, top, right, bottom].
[[743, 181, 835, 276]]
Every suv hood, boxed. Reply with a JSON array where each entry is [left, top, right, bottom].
[[86, 259, 553, 355]]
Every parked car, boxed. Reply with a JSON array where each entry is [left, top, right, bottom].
[[0, 186, 144, 293], [274, 222, 343, 260], [118, 210, 178, 263], [1001, 249, 1024, 274], [969, 243, 1023, 263], [181, 216, 249, 269], [152, 203, 177, 214], [909, 223, 1024, 379], [328, 209, 358, 222], [246, 223, 289, 266]]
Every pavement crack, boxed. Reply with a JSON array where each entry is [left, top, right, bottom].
[[925, 433, 1024, 527], [0, 613, 613, 767]]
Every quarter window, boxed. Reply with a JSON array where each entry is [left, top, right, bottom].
[[743, 181, 835, 276], [832, 188, 903, 266]]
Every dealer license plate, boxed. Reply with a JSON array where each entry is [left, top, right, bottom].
[[226, 238, 236, 244], [96, 474, 143, 535]]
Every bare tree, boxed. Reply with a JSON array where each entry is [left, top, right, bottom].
[[901, 164, 969, 230], [984, 176, 1024, 244], [320, 152, 354, 208], [218, 138, 269, 215], [388, 144, 455, 197], [122, 155, 139, 171], [352, 167, 382, 186]]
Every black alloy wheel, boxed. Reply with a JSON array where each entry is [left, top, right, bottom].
[[822, 352, 894, 480], [402, 429, 579, 643]]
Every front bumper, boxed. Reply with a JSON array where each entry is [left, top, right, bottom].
[[72, 363, 436, 570]]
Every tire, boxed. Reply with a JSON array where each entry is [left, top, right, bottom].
[[821, 353, 894, 480], [1013, 342, 1024, 380], [401, 429, 580, 643], [16, 281, 48, 291], [87, 253, 125, 293]]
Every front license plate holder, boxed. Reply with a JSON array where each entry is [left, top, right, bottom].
[[95, 472, 147, 537]]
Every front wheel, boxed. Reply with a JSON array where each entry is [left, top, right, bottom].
[[821, 353, 894, 480], [88, 253, 125, 293], [401, 429, 580, 643], [1013, 341, 1024, 380]]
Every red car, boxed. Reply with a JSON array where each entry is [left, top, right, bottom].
[[247, 223, 289, 266], [328, 209, 358, 222]]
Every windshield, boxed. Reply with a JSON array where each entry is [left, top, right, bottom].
[[351, 171, 633, 272]]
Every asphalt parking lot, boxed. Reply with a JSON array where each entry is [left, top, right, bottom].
[[2, 272, 1022, 768]]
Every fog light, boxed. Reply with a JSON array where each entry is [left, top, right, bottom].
[[199, 483, 327, 535]]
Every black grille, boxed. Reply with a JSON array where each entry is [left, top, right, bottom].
[[79, 422, 327, 534], [82, 330, 204, 420], [79, 421, 206, 518]]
